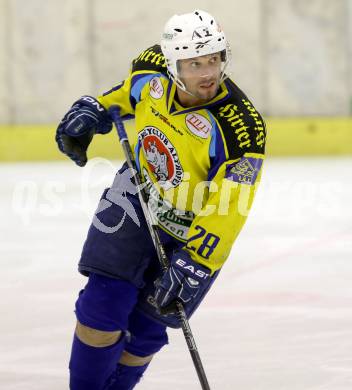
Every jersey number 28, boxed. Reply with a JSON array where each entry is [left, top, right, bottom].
[[186, 225, 220, 259]]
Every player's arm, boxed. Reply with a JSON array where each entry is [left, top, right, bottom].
[[185, 151, 264, 274], [184, 109, 266, 274], [154, 108, 266, 313], [55, 45, 165, 166], [154, 152, 265, 313], [98, 44, 168, 115]]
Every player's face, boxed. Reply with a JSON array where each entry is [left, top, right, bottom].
[[178, 53, 222, 103]]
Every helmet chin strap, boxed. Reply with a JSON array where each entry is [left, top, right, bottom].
[[167, 70, 199, 98]]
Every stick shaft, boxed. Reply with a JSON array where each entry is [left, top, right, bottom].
[[110, 106, 211, 390]]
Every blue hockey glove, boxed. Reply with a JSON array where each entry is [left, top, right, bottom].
[[154, 249, 211, 315], [55, 96, 112, 166]]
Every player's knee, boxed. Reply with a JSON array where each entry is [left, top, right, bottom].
[[75, 320, 122, 348], [118, 350, 154, 367]]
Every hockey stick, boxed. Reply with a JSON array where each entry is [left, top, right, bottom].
[[109, 106, 211, 390]]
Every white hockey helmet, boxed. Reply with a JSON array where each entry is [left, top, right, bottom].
[[161, 10, 231, 89]]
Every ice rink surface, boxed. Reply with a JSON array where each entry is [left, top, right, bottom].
[[1, 157, 352, 389]]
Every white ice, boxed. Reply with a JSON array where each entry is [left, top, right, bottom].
[[1, 157, 352, 390]]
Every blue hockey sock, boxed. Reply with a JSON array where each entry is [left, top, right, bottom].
[[69, 333, 125, 390], [105, 362, 150, 390]]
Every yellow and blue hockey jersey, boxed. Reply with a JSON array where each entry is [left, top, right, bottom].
[[98, 44, 266, 274]]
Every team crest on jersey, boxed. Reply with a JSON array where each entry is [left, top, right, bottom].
[[149, 77, 164, 99], [185, 113, 211, 139], [139, 127, 183, 189], [225, 157, 263, 185]]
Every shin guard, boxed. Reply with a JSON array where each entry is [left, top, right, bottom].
[[69, 333, 125, 390], [105, 362, 149, 390]]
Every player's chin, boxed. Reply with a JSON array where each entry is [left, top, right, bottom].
[[198, 89, 217, 101], [197, 82, 218, 100]]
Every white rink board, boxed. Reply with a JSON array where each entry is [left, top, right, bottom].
[[0, 157, 352, 389], [0, 0, 351, 122], [265, 0, 350, 115]]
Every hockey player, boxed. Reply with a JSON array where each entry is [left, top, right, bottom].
[[56, 9, 266, 390]]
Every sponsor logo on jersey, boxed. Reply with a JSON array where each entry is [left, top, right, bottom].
[[242, 99, 266, 147], [133, 47, 167, 68], [149, 77, 164, 99], [139, 127, 184, 189], [142, 169, 193, 241], [150, 106, 183, 135], [185, 113, 211, 139], [225, 157, 263, 185], [218, 103, 251, 149]]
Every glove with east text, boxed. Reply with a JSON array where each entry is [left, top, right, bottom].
[[55, 96, 112, 166], [154, 249, 211, 315]]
